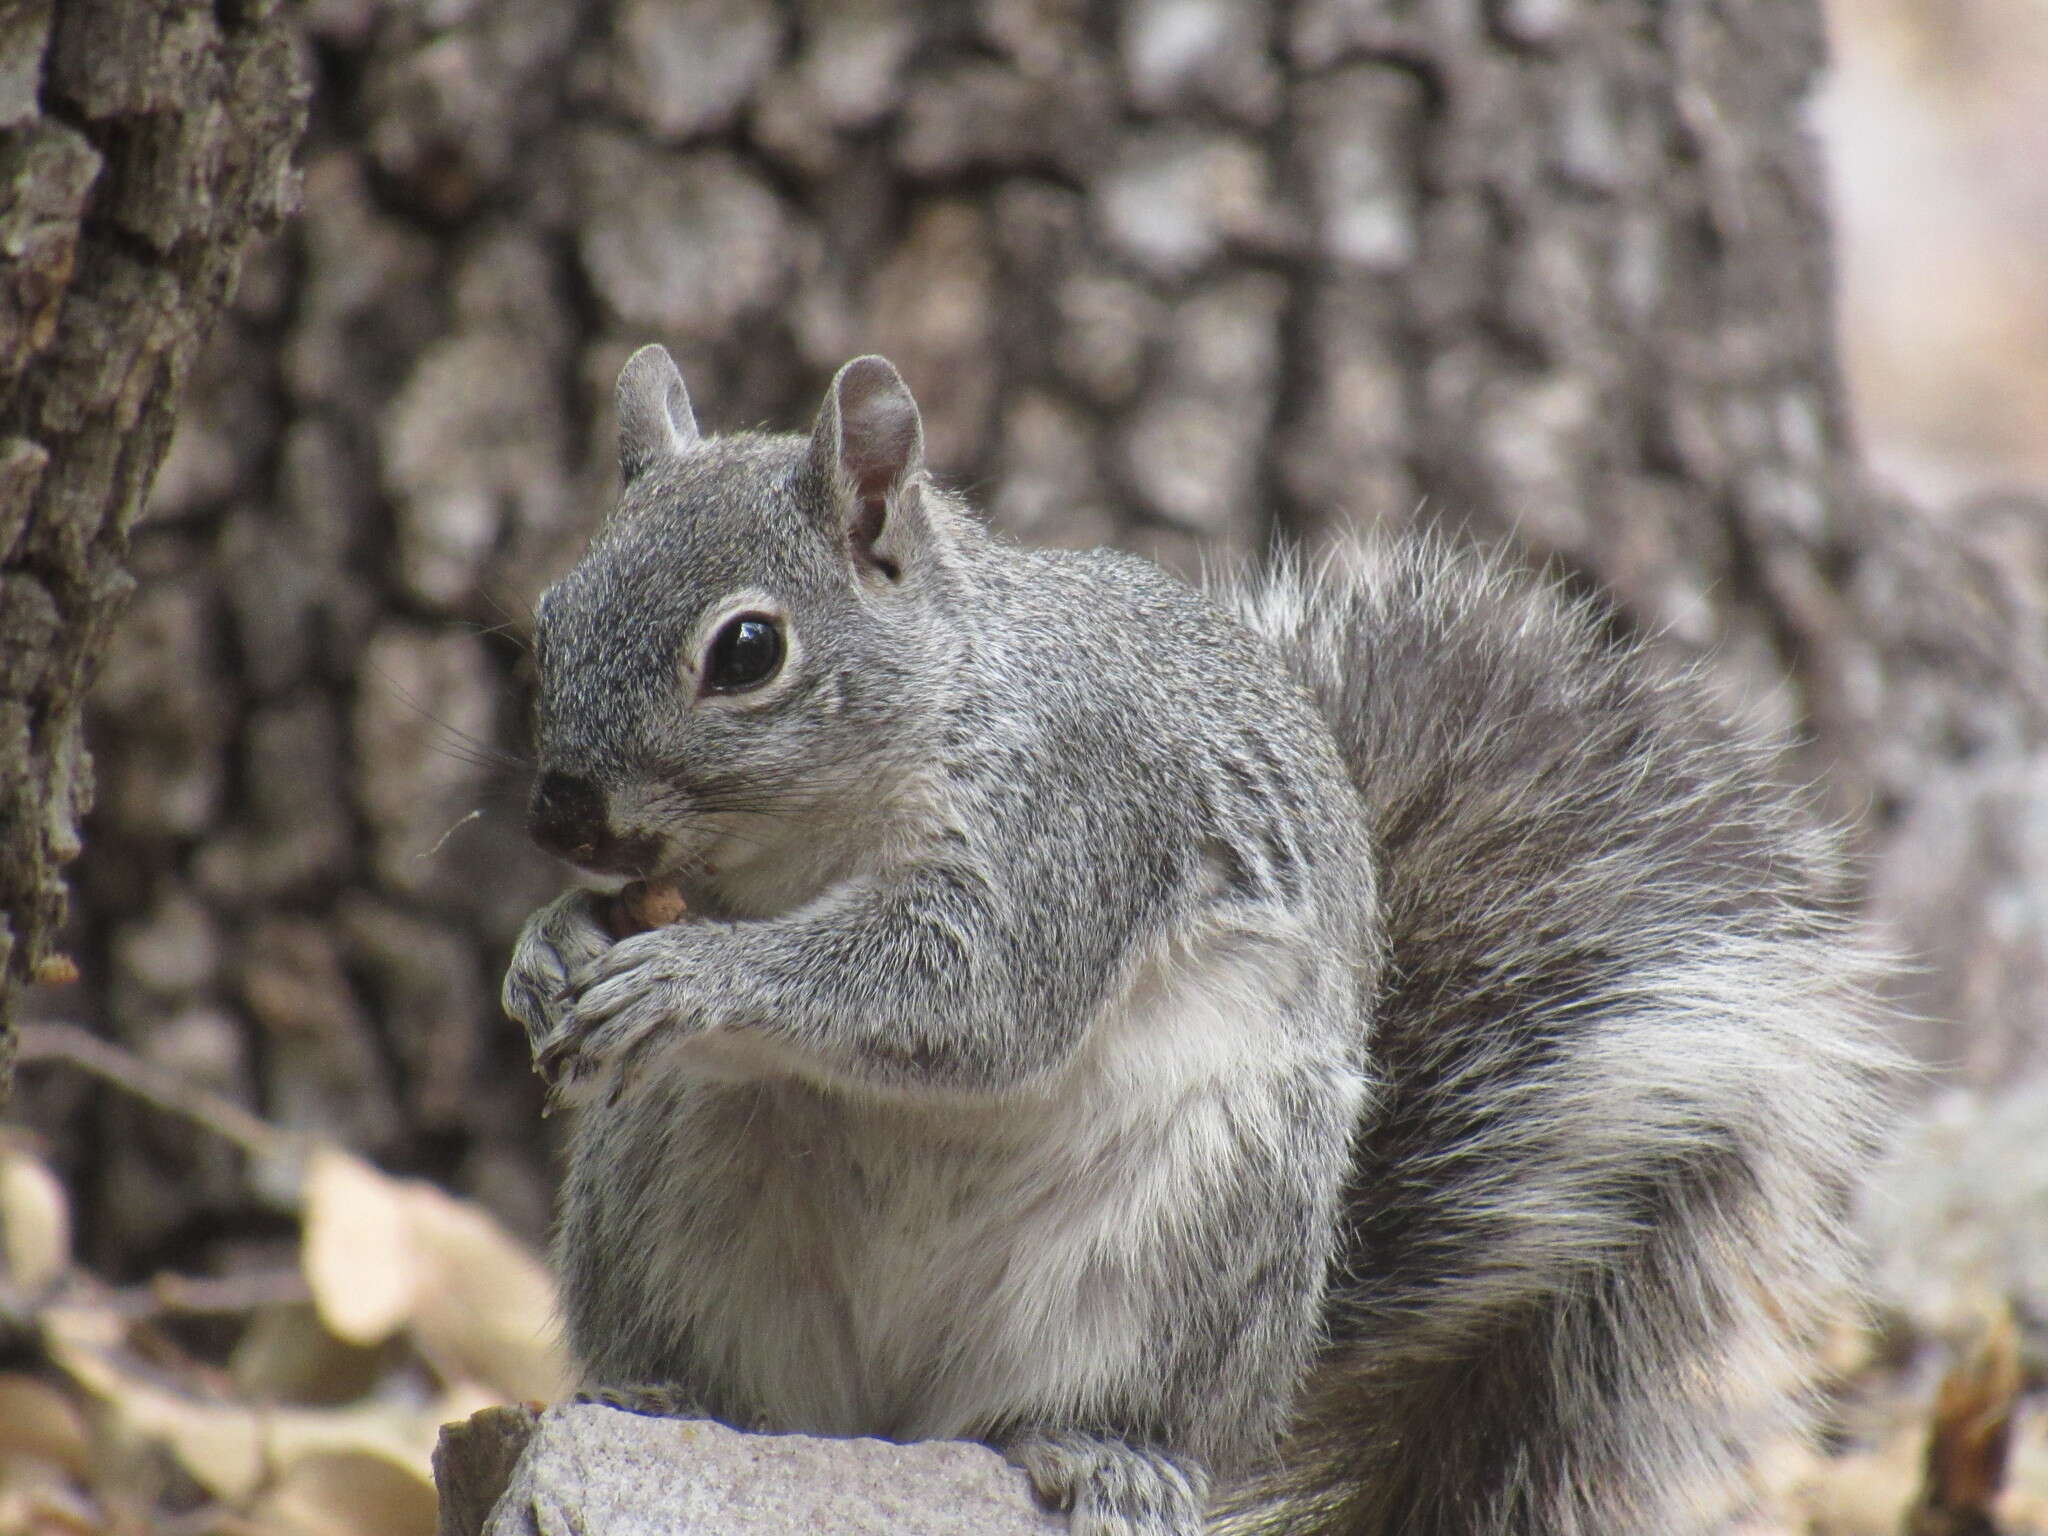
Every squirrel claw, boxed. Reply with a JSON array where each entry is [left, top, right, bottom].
[[536, 1034, 583, 1088], [536, 1039, 600, 1115]]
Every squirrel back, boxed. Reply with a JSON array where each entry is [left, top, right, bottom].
[[1214, 543, 1894, 1534]]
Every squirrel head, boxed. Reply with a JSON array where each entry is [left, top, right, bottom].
[[525, 346, 955, 904]]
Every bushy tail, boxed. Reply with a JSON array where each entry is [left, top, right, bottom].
[[1210, 540, 1900, 1536]]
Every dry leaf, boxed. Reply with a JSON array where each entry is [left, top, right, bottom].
[[1910, 1305, 2023, 1536], [46, 1303, 487, 1503], [400, 1180, 568, 1404], [301, 1147, 568, 1402], [0, 1374, 91, 1478], [250, 1448, 437, 1536], [0, 1150, 72, 1297], [301, 1148, 420, 1347], [45, 1305, 267, 1499], [68, 1372, 265, 1499], [0, 1480, 102, 1536], [231, 1303, 390, 1407], [32, 1142, 562, 1530]]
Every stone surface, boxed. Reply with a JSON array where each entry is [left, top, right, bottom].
[[436, 1405, 1066, 1536]]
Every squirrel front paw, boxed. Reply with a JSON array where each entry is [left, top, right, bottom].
[[1005, 1431, 1209, 1536], [533, 926, 713, 1103], [502, 888, 615, 1057]]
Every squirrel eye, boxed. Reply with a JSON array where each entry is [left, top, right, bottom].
[[702, 612, 785, 693]]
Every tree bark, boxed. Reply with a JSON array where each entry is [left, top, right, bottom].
[[0, 0, 307, 1101], [11, 0, 2041, 1270]]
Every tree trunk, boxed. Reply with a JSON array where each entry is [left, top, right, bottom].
[[12, 0, 2040, 1270], [0, 0, 307, 1102]]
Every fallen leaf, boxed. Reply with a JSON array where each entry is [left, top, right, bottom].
[[0, 1374, 91, 1478], [301, 1148, 419, 1347], [1910, 1304, 2022, 1536], [401, 1180, 569, 1404], [46, 1302, 489, 1503], [231, 1303, 390, 1407], [0, 1150, 71, 1297], [301, 1147, 567, 1402], [250, 1448, 437, 1536]]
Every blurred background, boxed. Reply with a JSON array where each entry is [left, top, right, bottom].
[[1822, 0, 2048, 508], [2, 0, 2046, 1532]]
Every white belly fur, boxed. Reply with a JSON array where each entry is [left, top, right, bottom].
[[628, 921, 1350, 1439]]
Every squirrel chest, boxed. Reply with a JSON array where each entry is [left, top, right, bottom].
[[562, 908, 1362, 1441]]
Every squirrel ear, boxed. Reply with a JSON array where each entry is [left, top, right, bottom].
[[616, 344, 700, 482], [808, 355, 928, 578]]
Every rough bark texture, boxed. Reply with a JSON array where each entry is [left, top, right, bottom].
[[0, 0, 308, 1101], [8, 0, 2041, 1273]]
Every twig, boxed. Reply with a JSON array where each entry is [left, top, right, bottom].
[[16, 1022, 294, 1161], [98, 1267, 312, 1321], [1906, 1302, 2020, 1536]]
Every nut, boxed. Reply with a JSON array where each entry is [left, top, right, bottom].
[[610, 878, 689, 937]]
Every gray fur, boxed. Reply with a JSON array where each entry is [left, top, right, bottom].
[[1208, 547, 1897, 1534], [503, 348, 1897, 1535], [615, 343, 699, 482]]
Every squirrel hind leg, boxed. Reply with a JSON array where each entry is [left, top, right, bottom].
[[1005, 1430, 1211, 1536]]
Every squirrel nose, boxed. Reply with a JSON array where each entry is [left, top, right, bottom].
[[528, 769, 608, 863]]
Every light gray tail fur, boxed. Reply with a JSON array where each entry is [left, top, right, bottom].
[[1212, 539, 1898, 1536]]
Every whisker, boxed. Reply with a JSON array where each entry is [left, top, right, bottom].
[[367, 662, 532, 774], [476, 585, 539, 652], [454, 617, 530, 650], [424, 741, 528, 776]]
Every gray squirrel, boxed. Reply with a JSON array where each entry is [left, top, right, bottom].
[[501, 346, 1896, 1536]]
